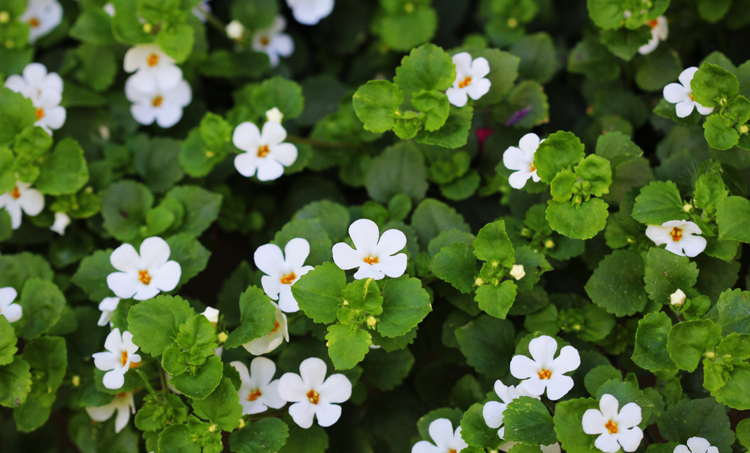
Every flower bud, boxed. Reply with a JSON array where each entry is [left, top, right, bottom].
[[266, 107, 284, 123], [510, 264, 526, 280], [217, 332, 228, 343], [544, 239, 555, 249], [475, 277, 484, 286], [238, 418, 246, 429], [0, 12, 9, 23], [741, 125, 749, 134], [366, 316, 377, 327], [226, 20, 245, 40], [143, 23, 152, 33], [670, 289, 686, 307], [208, 424, 217, 433], [72, 375, 80, 387], [682, 204, 692, 213]]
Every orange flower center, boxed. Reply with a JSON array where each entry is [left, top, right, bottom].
[[257, 145, 270, 157], [35, 108, 45, 120], [458, 77, 472, 89], [307, 389, 320, 405], [363, 256, 379, 265], [248, 389, 262, 401], [120, 351, 128, 367], [151, 95, 163, 107], [530, 163, 536, 172], [537, 369, 552, 380], [449, 450, 457, 453], [670, 227, 683, 242], [260, 36, 270, 46], [28, 17, 40, 27], [605, 420, 618, 434], [10, 187, 21, 199], [147, 53, 159, 67], [689, 94, 695, 101], [280, 272, 296, 285], [647, 19, 658, 28], [138, 270, 152, 285], [270, 320, 281, 334]]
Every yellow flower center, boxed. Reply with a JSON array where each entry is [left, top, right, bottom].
[[307, 389, 320, 405], [248, 389, 262, 401], [260, 36, 270, 46], [280, 272, 296, 285], [270, 320, 280, 334], [647, 19, 658, 28], [670, 227, 683, 242], [605, 420, 618, 434], [257, 145, 270, 157], [120, 351, 128, 367], [138, 270, 152, 285], [152, 95, 163, 107], [530, 163, 536, 172], [35, 108, 45, 121], [147, 53, 159, 67], [537, 369, 552, 380], [363, 256, 379, 265], [28, 17, 40, 28], [10, 186, 21, 199], [458, 77, 472, 89]]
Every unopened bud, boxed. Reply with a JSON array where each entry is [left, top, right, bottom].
[[208, 424, 217, 433], [99, 125, 110, 140], [0, 11, 9, 23], [670, 289, 686, 307], [238, 418, 245, 429], [705, 351, 715, 359], [366, 316, 377, 327], [226, 20, 244, 39], [683, 204, 692, 213], [491, 260, 499, 268], [217, 332, 228, 343], [544, 239, 555, 249], [72, 375, 80, 387], [265, 107, 284, 123], [510, 264, 526, 280], [475, 277, 484, 286], [404, 2, 414, 13], [741, 125, 749, 134], [143, 23, 152, 33], [507, 17, 518, 28], [520, 228, 532, 237]]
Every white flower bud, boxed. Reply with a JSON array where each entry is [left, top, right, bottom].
[[510, 264, 526, 280], [670, 289, 686, 307], [266, 107, 284, 123], [226, 20, 245, 39]]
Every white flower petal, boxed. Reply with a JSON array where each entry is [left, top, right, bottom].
[[412, 441, 442, 453], [319, 374, 352, 404], [18, 188, 44, 216], [679, 67, 699, 89], [503, 146, 530, 172], [233, 122, 262, 152], [102, 369, 126, 389], [250, 357, 277, 387], [262, 121, 288, 145], [544, 374, 574, 401], [483, 401, 506, 429], [375, 253, 407, 279], [269, 143, 298, 167], [349, 219, 380, 253], [595, 432, 622, 453], [467, 77, 491, 101], [675, 101, 696, 118], [314, 401, 342, 427], [617, 427, 643, 452], [528, 335, 557, 367], [510, 355, 539, 380], [278, 372, 308, 402], [299, 357, 327, 389], [616, 402, 642, 428], [663, 83, 690, 104], [106, 272, 139, 299], [288, 401, 316, 428], [256, 158, 286, 181], [284, 238, 311, 270], [235, 152, 260, 177], [278, 286, 300, 312], [551, 345, 581, 374], [428, 418, 456, 449], [446, 87, 468, 107], [686, 437, 712, 453], [1, 303, 22, 323], [332, 243, 363, 270], [255, 243, 286, 278], [696, 104, 714, 115], [151, 261, 181, 292]]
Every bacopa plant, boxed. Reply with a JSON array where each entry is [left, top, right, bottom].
[[1, 0, 750, 452]]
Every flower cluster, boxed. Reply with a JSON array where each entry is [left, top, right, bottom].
[[5, 63, 66, 135]]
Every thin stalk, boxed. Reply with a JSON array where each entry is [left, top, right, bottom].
[[137, 370, 161, 401], [286, 135, 355, 149]]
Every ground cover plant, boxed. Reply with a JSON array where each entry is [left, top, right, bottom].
[[1, 0, 750, 452]]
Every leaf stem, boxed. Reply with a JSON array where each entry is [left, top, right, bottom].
[[246, 406, 288, 422], [137, 369, 161, 400], [285, 135, 354, 149]]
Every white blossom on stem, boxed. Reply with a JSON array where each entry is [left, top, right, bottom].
[[509, 335, 580, 400], [278, 357, 352, 428], [254, 238, 313, 313], [97, 297, 120, 327], [674, 437, 720, 453], [93, 328, 141, 390], [645, 220, 706, 258], [0, 287, 22, 323], [202, 307, 220, 324], [85, 392, 135, 433], [503, 133, 543, 189], [663, 67, 714, 118], [332, 219, 407, 280], [106, 236, 181, 301], [446, 52, 491, 107], [287, 0, 334, 25], [20, 0, 63, 43], [231, 357, 286, 415], [243, 302, 289, 355], [412, 418, 468, 453], [0, 182, 44, 230], [50, 212, 70, 235], [233, 121, 298, 181], [123, 44, 183, 93], [638, 16, 668, 55], [582, 394, 643, 453], [125, 76, 192, 128], [252, 16, 294, 67]]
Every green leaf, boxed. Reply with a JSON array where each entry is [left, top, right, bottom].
[[278, 417, 328, 453], [667, 319, 722, 371], [697, 0, 732, 22], [23, 335, 66, 393], [32, 138, 89, 195], [632, 312, 676, 371], [585, 250, 649, 317], [691, 62, 740, 107], [360, 347, 414, 391], [460, 402, 502, 449], [230, 0, 278, 31], [586, 0, 626, 29], [717, 289, 750, 335], [192, 377, 242, 431], [135, 394, 188, 432], [509, 33, 556, 84], [533, 131, 585, 183], [546, 198, 609, 240], [596, 380, 654, 428], [72, 249, 116, 302], [473, 48, 521, 104], [412, 90, 450, 131], [169, 355, 224, 400], [714, 364, 750, 409], [584, 365, 622, 396], [411, 198, 470, 249], [157, 23, 194, 63], [0, 317, 17, 366], [378, 276, 431, 338], [127, 295, 194, 356], [165, 233, 211, 286], [69, 9, 116, 45], [352, 80, 403, 133], [576, 155, 612, 197], [273, 219, 332, 266], [0, 87, 36, 146], [134, 137, 184, 193], [292, 263, 346, 324], [567, 37, 620, 82], [101, 180, 153, 242], [475, 280, 518, 319], [430, 242, 477, 294], [366, 142, 428, 204], [325, 323, 371, 370], [643, 247, 699, 304], [703, 114, 739, 150], [716, 196, 750, 243], [0, 356, 31, 407], [17, 278, 65, 340], [694, 172, 728, 216], [293, 201, 351, 241], [455, 314, 515, 377], [503, 396, 557, 445], [225, 286, 276, 349], [737, 418, 750, 449], [159, 424, 201, 453], [415, 104, 473, 149], [553, 397, 599, 453], [657, 398, 735, 452], [250, 76, 305, 120], [0, 252, 54, 293], [473, 220, 515, 267], [493, 80, 550, 128], [632, 181, 685, 225], [229, 418, 290, 453], [513, 246, 553, 292], [599, 26, 651, 61]]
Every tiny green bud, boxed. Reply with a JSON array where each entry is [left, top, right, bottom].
[[143, 23, 152, 33], [72, 375, 80, 387], [683, 204, 692, 213], [366, 316, 377, 327], [705, 351, 715, 359], [404, 2, 414, 13], [520, 228, 532, 237], [208, 424, 218, 433], [475, 277, 484, 286], [507, 17, 518, 28], [238, 418, 245, 429], [740, 125, 749, 134], [0, 11, 10, 23], [491, 260, 499, 268], [217, 332, 228, 343], [544, 239, 555, 249]]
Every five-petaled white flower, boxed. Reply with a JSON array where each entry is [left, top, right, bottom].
[[125, 77, 192, 128], [231, 357, 286, 415], [446, 52, 491, 108], [0, 182, 44, 230], [674, 437, 720, 453], [663, 67, 714, 118], [0, 287, 22, 323], [93, 328, 141, 390], [253, 16, 294, 68], [412, 418, 468, 453], [20, 0, 63, 43], [287, 0, 334, 25], [106, 236, 182, 301], [278, 357, 352, 428], [233, 121, 298, 181], [123, 44, 183, 93], [243, 302, 289, 356], [254, 238, 313, 313], [582, 394, 643, 453], [202, 307, 220, 324], [503, 133, 543, 190], [332, 219, 408, 280], [509, 335, 580, 400], [85, 391, 135, 433], [638, 16, 668, 55], [4, 63, 66, 135], [50, 212, 70, 235], [646, 220, 706, 258], [97, 297, 120, 327]]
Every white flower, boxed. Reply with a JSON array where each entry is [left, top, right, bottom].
[[203, 307, 220, 324], [97, 297, 120, 327], [233, 121, 298, 181], [638, 16, 668, 55], [125, 76, 192, 128], [226, 20, 245, 39], [503, 133, 543, 189], [231, 357, 286, 415], [0, 182, 44, 230], [103, 3, 115, 16], [332, 219, 408, 280], [266, 107, 284, 123], [85, 392, 135, 433], [674, 437, 720, 453], [4, 63, 66, 135], [193, 0, 210, 22], [278, 357, 352, 428], [446, 52, 491, 108], [0, 287, 22, 323], [243, 302, 289, 355], [106, 236, 182, 301], [663, 67, 714, 118], [510, 264, 525, 280], [93, 328, 141, 390], [412, 418, 468, 453], [483, 380, 539, 439], [670, 289, 686, 307], [20, 0, 63, 43], [287, 0, 334, 25], [254, 238, 313, 313], [509, 335, 580, 401], [645, 220, 706, 258], [50, 212, 70, 235], [252, 16, 294, 68], [123, 44, 183, 93], [582, 394, 643, 453]]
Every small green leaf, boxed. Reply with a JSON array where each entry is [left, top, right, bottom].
[[225, 286, 276, 349], [430, 242, 477, 294], [169, 355, 224, 400], [475, 280, 518, 319], [585, 250, 649, 317], [643, 247, 699, 304], [455, 315, 515, 377], [503, 396, 556, 445], [0, 357, 31, 407], [127, 295, 195, 356], [691, 62, 740, 107], [632, 181, 685, 225], [553, 397, 599, 453], [325, 324, 372, 370], [411, 90, 450, 131], [716, 196, 750, 243], [292, 263, 346, 324], [17, 278, 65, 340], [365, 142, 429, 204], [717, 289, 750, 335], [378, 276, 432, 338], [667, 319, 722, 371], [393, 43, 455, 97], [533, 131, 585, 183], [229, 418, 290, 453], [473, 220, 515, 267], [460, 402, 502, 449], [192, 377, 243, 431], [657, 398, 735, 452], [0, 317, 17, 366], [352, 80, 403, 133], [632, 312, 676, 371], [546, 198, 609, 240]]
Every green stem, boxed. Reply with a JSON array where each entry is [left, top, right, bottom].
[[246, 407, 288, 422], [203, 10, 229, 38], [285, 135, 354, 149], [137, 370, 161, 400]]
